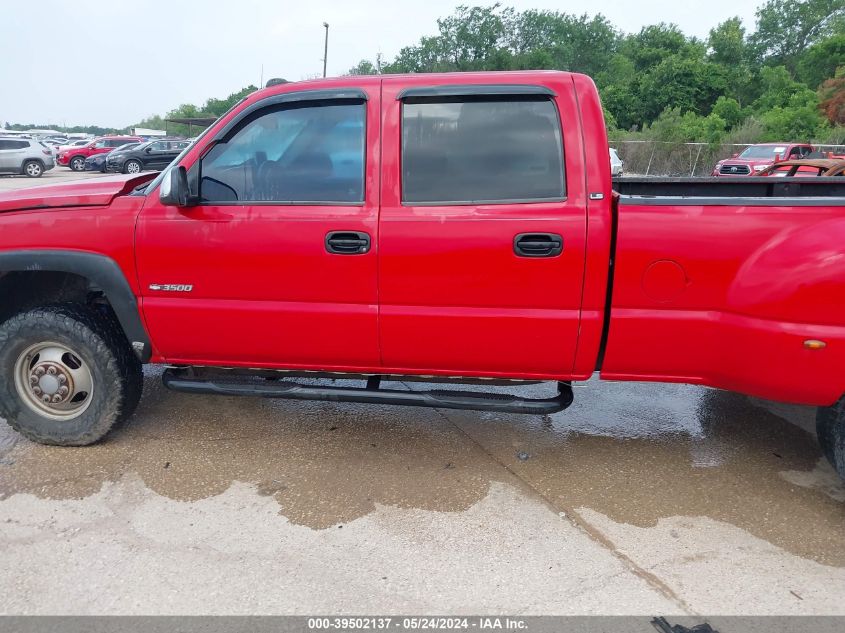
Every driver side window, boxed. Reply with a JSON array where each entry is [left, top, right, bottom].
[[198, 101, 366, 204]]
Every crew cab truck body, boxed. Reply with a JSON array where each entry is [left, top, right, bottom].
[[1, 71, 844, 480]]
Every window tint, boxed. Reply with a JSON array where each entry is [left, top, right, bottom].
[[199, 102, 365, 203], [0, 140, 29, 149], [402, 97, 564, 204]]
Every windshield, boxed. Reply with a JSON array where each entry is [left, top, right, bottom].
[[739, 145, 787, 159]]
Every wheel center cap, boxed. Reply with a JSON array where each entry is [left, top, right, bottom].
[[38, 374, 60, 395]]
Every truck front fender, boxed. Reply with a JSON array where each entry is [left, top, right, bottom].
[[0, 250, 151, 361]]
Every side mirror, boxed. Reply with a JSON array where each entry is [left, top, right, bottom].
[[145, 146, 153, 153], [159, 166, 190, 207]]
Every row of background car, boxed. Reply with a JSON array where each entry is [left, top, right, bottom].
[[0, 134, 191, 177], [82, 139, 191, 174], [53, 135, 191, 173]]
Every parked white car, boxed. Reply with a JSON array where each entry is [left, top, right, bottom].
[[610, 147, 623, 177], [0, 138, 55, 177]]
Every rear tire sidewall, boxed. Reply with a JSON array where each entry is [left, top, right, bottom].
[[0, 310, 121, 445], [70, 156, 85, 171], [23, 160, 43, 178], [816, 398, 845, 479], [123, 160, 141, 175]]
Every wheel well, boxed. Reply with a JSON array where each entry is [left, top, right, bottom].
[[21, 158, 45, 170], [0, 252, 152, 362], [0, 271, 108, 324]]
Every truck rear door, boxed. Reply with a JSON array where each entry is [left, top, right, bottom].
[[377, 76, 588, 378]]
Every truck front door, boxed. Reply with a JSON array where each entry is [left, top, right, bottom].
[[377, 77, 588, 378], [135, 87, 381, 369]]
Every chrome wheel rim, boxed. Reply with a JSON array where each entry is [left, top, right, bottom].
[[25, 163, 41, 176], [71, 158, 83, 170], [13, 342, 94, 420], [126, 162, 140, 174]]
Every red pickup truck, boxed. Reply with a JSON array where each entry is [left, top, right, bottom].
[[712, 142, 815, 176], [0, 71, 843, 479]]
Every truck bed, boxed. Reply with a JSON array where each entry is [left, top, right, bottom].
[[602, 176, 845, 406]]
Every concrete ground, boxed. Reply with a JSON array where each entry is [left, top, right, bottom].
[[0, 171, 843, 616]]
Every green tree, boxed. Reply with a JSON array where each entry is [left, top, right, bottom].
[[348, 59, 378, 75], [508, 11, 619, 77], [708, 17, 753, 102], [637, 55, 728, 121], [203, 86, 257, 116], [711, 96, 745, 128], [750, 0, 845, 71], [796, 33, 845, 87], [621, 23, 692, 72]]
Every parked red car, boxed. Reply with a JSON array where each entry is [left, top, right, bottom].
[[57, 136, 144, 171], [712, 143, 814, 176], [0, 71, 844, 481]]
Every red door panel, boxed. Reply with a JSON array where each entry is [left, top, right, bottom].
[[135, 85, 381, 369], [377, 75, 587, 378]]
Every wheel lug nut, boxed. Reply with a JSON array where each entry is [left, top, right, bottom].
[[51, 395, 62, 404], [59, 386, 69, 396], [47, 366, 57, 375], [34, 367, 45, 376], [41, 395, 51, 403], [33, 386, 42, 395], [57, 375, 67, 384], [30, 375, 38, 384]]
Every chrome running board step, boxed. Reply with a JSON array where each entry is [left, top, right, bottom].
[[162, 369, 573, 415]]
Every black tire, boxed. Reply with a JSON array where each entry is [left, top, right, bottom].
[[0, 304, 143, 446], [69, 156, 85, 171], [816, 396, 845, 480], [22, 160, 43, 178], [123, 159, 142, 175]]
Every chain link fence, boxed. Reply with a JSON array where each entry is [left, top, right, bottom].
[[611, 141, 845, 177]]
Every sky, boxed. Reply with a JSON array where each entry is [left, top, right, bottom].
[[0, 0, 768, 128]]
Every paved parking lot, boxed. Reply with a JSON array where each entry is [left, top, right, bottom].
[[0, 172, 843, 615], [0, 168, 118, 191]]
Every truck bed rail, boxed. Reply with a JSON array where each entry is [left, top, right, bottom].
[[613, 176, 845, 199]]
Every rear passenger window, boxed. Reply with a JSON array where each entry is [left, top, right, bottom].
[[198, 102, 365, 204], [401, 97, 564, 204], [0, 140, 29, 149]]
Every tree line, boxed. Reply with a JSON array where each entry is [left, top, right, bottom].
[[2, 86, 258, 138], [350, 0, 845, 145]]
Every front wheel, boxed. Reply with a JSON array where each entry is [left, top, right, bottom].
[[0, 305, 143, 445], [69, 156, 85, 171], [123, 160, 142, 174], [816, 397, 845, 480]]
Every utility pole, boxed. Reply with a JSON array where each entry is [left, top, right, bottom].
[[322, 22, 329, 78]]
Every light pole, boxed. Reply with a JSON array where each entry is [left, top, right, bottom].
[[322, 22, 329, 78]]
